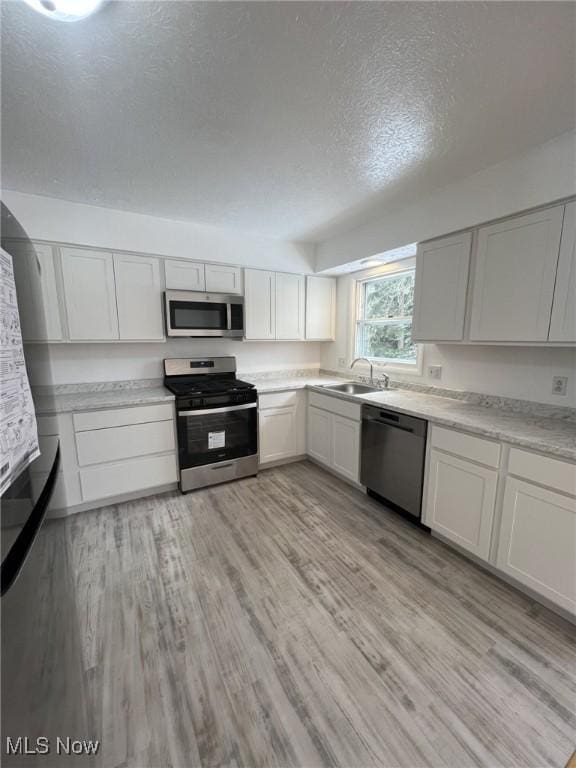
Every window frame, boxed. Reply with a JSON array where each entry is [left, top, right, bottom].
[[351, 261, 422, 374]]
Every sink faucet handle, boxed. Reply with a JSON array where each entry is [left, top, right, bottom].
[[379, 372, 390, 389]]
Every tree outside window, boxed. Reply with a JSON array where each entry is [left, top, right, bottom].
[[355, 269, 417, 364]]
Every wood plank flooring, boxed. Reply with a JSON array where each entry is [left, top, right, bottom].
[[5, 461, 576, 767]]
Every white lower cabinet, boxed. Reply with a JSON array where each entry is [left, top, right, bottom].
[[258, 391, 305, 465], [496, 450, 576, 614], [39, 403, 178, 514], [307, 395, 361, 483], [425, 448, 498, 560], [80, 454, 178, 503], [307, 406, 332, 466], [332, 415, 360, 483]]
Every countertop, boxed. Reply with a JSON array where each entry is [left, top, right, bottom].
[[34, 376, 575, 462], [34, 385, 175, 415], [306, 384, 576, 462]]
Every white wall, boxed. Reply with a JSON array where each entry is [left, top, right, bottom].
[[36, 339, 321, 386], [316, 130, 576, 270], [3, 190, 315, 273], [322, 272, 576, 407]]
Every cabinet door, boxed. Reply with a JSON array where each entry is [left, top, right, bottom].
[[331, 415, 360, 483], [425, 449, 497, 560], [276, 273, 305, 340], [305, 276, 336, 340], [497, 477, 575, 614], [307, 406, 332, 466], [114, 254, 164, 340], [205, 264, 242, 294], [549, 202, 576, 342], [61, 248, 119, 340], [10, 242, 64, 341], [164, 259, 205, 291], [412, 233, 471, 341], [259, 407, 297, 463], [244, 269, 276, 340], [470, 206, 564, 341]]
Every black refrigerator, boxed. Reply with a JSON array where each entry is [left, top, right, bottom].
[[1, 203, 95, 766]]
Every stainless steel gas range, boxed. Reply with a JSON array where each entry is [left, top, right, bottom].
[[164, 357, 258, 492]]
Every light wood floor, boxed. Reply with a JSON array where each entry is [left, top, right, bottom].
[[5, 461, 576, 767]]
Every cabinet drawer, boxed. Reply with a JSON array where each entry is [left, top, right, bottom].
[[508, 448, 576, 497], [308, 391, 361, 422], [73, 403, 173, 432], [80, 454, 178, 502], [258, 390, 300, 410], [431, 425, 500, 468], [76, 420, 175, 466]]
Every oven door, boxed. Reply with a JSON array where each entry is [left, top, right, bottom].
[[177, 402, 258, 470], [165, 291, 244, 337]]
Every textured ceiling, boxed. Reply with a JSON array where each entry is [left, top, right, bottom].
[[1, 1, 575, 241]]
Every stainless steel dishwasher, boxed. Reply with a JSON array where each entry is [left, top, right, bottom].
[[361, 404, 428, 520]]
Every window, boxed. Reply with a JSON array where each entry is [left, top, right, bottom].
[[355, 268, 417, 364]]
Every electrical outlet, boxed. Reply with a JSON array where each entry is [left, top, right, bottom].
[[338, 357, 347, 368], [552, 376, 568, 396], [428, 365, 442, 380]]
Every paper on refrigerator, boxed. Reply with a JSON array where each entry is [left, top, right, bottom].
[[0, 246, 40, 496]]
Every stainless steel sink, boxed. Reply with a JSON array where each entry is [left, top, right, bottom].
[[322, 382, 379, 395]]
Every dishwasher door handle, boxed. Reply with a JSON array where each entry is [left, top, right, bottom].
[[364, 417, 415, 434]]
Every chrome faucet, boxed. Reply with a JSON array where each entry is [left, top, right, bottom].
[[350, 357, 389, 389], [350, 357, 373, 383]]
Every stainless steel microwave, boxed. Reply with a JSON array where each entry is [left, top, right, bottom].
[[164, 290, 244, 338]]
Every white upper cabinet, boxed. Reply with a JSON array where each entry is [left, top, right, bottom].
[[164, 259, 205, 291], [244, 269, 276, 339], [469, 206, 564, 342], [412, 232, 471, 342], [114, 254, 164, 340], [305, 276, 336, 340], [275, 272, 305, 340], [205, 264, 242, 294], [61, 248, 119, 340], [11, 242, 64, 342], [549, 202, 576, 342]]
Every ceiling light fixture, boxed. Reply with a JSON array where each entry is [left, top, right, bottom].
[[21, 0, 104, 22]]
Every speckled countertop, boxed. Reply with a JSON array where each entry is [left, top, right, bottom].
[[305, 384, 576, 462], [33, 384, 175, 415], [34, 375, 576, 462]]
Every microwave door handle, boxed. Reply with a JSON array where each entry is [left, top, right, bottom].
[[226, 303, 232, 330]]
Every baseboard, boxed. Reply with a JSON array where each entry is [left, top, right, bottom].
[[258, 454, 307, 470], [306, 457, 366, 491], [431, 531, 575, 625], [47, 482, 179, 519]]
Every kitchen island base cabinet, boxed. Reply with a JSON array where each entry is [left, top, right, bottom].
[[497, 477, 576, 615]]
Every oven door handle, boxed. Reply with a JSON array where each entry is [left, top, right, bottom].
[[178, 403, 257, 416]]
